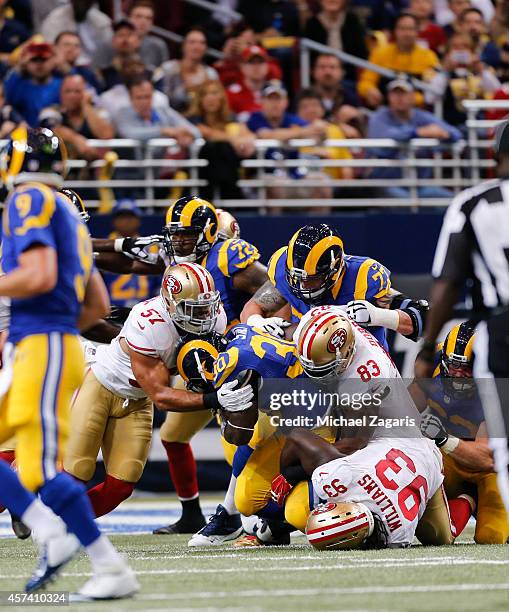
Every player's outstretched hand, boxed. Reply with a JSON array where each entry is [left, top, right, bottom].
[[270, 474, 293, 506], [114, 235, 162, 263], [346, 300, 376, 326], [247, 314, 290, 338]]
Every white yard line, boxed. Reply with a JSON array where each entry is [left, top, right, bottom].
[[1, 558, 508, 581], [135, 583, 509, 600]]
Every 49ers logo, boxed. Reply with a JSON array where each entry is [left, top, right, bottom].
[[313, 502, 337, 515], [164, 275, 182, 294], [327, 328, 347, 353], [231, 220, 240, 235]]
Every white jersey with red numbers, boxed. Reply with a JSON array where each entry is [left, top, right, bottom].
[[295, 304, 400, 381], [311, 437, 444, 546], [92, 295, 227, 400], [295, 305, 420, 436]]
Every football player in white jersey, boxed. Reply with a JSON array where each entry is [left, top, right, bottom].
[[263, 310, 474, 548], [293, 305, 419, 443], [64, 263, 253, 517]]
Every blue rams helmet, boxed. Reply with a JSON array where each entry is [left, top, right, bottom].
[[59, 188, 90, 223], [1, 126, 67, 190], [286, 224, 345, 304]]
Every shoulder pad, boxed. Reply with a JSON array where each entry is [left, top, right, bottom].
[[215, 238, 259, 277], [267, 246, 287, 285], [354, 258, 391, 300]]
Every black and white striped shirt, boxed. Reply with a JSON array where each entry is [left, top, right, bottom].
[[432, 178, 509, 315]]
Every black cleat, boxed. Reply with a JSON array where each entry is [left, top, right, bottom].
[[254, 518, 292, 546], [11, 513, 31, 540], [153, 515, 206, 535]]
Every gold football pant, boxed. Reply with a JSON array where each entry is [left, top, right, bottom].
[[234, 434, 286, 517], [0, 333, 84, 491], [64, 368, 153, 483], [442, 453, 509, 544]]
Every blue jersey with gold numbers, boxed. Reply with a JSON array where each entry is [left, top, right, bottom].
[[268, 246, 391, 348], [1, 182, 93, 343], [214, 324, 303, 389], [202, 238, 260, 325], [426, 350, 484, 440]]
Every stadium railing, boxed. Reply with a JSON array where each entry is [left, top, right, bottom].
[[2, 105, 507, 210]]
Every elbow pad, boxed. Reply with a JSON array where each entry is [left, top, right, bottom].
[[390, 295, 429, 342]]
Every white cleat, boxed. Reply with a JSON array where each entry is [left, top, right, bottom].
[[71, 561, 139, 601], [26, 532, 81, 592]]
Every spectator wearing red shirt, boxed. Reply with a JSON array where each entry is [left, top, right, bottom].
[[214, 23, 282, 88], [226, 45, 270, 121], [410, 0, 448, 54]]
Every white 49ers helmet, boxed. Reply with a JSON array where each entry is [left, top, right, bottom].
[[306, 501, 374, 550], [216, 208, 240, 241], [297, 312, 356, 378], [161, 263, 220, 334]]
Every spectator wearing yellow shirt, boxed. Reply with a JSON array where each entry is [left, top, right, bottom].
[[358, 13, 440, 107], [296, 88, 354, 182]]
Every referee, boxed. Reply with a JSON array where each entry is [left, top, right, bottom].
[[415, 120, 509, 516]]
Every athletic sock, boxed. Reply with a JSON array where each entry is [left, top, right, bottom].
[[0, 450, 15, 464], [222, 474, 239, 516], [0, 460, 35, 518], [86, 534, 123, 570], [181, 497, 202, 522], [87, 475, 134, 517], [0, 452, 16, 513], [256, 500, 286, 521], [22, 499, 63, 541], [449, 495, 474, 537], [162, 441, 200, 502], [39, 472, 101, 548]]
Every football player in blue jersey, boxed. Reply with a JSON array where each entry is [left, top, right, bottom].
[[176, 323, 319, 547], [87, 196, 269, 534], [411, 321, 509, 544], [0, 127, 138, 599], [241, 223, 429, 349]]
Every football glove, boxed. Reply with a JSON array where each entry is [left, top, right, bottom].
[[346, 300, 399, 330], [420, 413, 448, 445], [270, 474, 293, 506], [114, 235, 162, 264], [204, 380, 254, 413], [247, 314, 290, 338]]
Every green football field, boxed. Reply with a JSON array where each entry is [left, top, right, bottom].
[[0, 514, 508, 611]]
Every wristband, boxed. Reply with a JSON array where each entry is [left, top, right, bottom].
[[373, 307, 400, 331], [114, 238, 125, 253], [203, 391, 220, 413], [441, 436, 460, 455]]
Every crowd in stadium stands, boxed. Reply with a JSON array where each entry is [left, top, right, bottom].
[[0, 0, 508, 202]]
